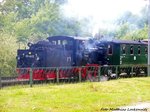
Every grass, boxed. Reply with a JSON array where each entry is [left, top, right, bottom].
[[0, 77, 150, 112]]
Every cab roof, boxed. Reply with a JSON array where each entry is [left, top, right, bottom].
[[47, 36, 92, 41]]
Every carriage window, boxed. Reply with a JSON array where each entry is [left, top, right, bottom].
[[130, 46, 134, 55], [138, 46, 141, 55], [108, 45, 113, 55], [122, 45, 126, 54], [145, 47, 148, 54]]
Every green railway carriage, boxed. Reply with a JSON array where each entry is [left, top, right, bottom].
[[105, 40, 147, 65], [97, 40, 148, 77]]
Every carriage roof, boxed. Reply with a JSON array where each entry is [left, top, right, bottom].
[[99, 39, 147, 45]]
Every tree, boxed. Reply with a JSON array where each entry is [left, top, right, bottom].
[[114, 6, 148, 40], [0, 32, 18, 76], [115, 23, 130, 39]]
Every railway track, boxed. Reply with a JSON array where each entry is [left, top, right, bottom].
[[0, 76, 80, 88], [0, 74, 138, 88], [0, 76, 29, 88]]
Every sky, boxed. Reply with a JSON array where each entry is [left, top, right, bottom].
[[64, 0, 148, 20], [63, 0, 148, 34]]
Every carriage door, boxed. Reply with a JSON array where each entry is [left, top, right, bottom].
[[107, 44, 113, 64]]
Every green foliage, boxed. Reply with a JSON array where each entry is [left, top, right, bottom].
[[14, 18, 31, 43], [115, 23, 130, 39], [115, 23, 148, 40], [0, 32, 18, 76], [115, 9, 148, 40], [122, 25, 148, 40]]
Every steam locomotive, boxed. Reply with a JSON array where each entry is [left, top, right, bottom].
[[16, 36, 148, 80]]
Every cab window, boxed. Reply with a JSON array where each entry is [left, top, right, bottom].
[[62, 40, 67, 45], [58, 40, 61, 45]]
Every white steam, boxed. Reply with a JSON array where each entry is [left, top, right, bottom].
[[62, 0, 147, 35]]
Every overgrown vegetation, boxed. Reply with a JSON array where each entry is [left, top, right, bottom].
[[0, 78, 150, 112]]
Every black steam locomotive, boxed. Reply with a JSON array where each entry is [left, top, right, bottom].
[[17, 36, 148, 80], [17, 36, 108, 68]]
